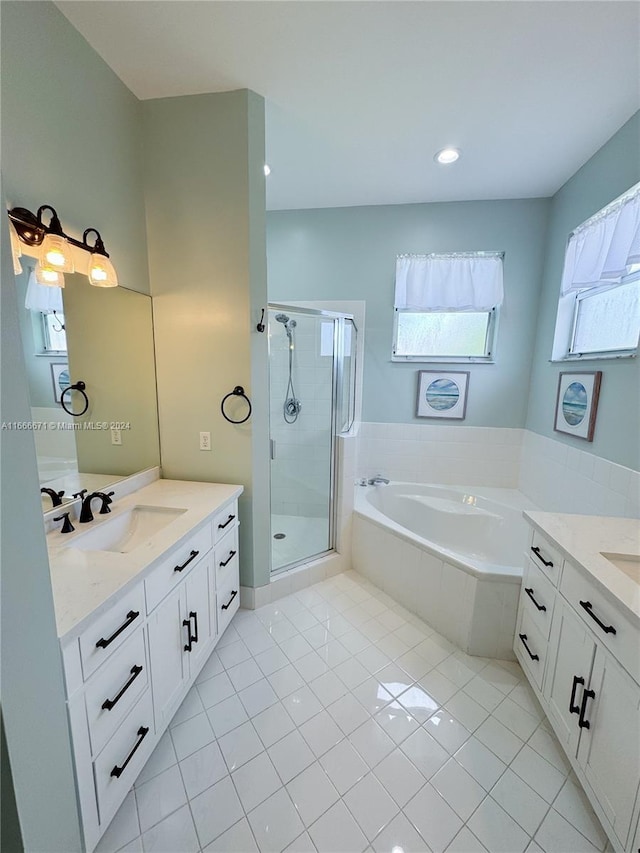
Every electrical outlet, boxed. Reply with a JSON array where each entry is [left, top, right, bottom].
[[199, 431, 211, 451], [111, 428, 122, 446]]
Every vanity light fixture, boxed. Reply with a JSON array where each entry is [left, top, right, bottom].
[[434, 147, 461, 165], [7, 204, 119, 288], [9, 220, 23, 274]]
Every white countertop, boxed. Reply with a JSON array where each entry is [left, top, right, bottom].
[[47, 479, 243, 641], [524, 511, 640, 622]]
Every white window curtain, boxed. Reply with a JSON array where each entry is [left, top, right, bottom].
[[560, 184, 640, 295], [24, 268, 64, 313], [394, 253, 504, 312]]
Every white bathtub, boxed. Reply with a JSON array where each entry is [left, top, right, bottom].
[[352, 483, 540, 659]]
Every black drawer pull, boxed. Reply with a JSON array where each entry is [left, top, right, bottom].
[[221, 590, 238, 611], [219, 550, 237, 568], [578, 688, 596, 729], [174, 550, 199, 573], [518, 633, 539, 661], [96, 610, 139, 649], [569, 675, 584, 715], [218, 514, 235, 530], [579, 600, 616, 635], [531, 546, 553, 568], [110, 726, 149, 778], [525, 588, 547, 612], [102, 665, 144, 711], [190, 611, 199, 645], [183, 616, 193, 652]]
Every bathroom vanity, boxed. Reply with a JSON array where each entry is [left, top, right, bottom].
[[46, 477, 243, 852], [514, 513, 640, 853]]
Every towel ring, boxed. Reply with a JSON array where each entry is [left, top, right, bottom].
[[60, 381, 89, 417], [221, 386, 252, 424]]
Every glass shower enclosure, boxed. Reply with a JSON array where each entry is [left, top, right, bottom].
[[268, 304, 356, 573]]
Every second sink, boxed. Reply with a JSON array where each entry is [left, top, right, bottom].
[[69, 505, 187, 553]]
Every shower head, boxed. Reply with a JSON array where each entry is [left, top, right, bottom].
[[275, 313, 297, 335], [275, 313, 289, 324]]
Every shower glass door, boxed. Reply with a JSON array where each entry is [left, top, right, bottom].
[[268, 307, 336, 572]]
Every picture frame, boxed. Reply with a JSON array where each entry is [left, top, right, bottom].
[[416, 370, 469, 419], [50, 362, 71, 404], [553, 371, 602, 442]]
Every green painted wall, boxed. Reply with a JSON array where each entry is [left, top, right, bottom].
[[268, 199, 550, 427], [525, 111, 640, 469]]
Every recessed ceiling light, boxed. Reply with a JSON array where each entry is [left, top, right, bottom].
[[264, 164, 271, 176], [434, 148, 461, 165]]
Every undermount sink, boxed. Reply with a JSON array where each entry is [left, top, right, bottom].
[[601, 552, 640, 583], [68, 505, 187, 553]]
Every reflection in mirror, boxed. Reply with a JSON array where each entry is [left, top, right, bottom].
[[15, 266, 161, 511]]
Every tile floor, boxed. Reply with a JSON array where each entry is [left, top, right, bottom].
[[96, 571, 611, 853]]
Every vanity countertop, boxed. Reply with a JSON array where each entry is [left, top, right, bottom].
[[47, 478, 243, 641], [524, 511, 640, 622]]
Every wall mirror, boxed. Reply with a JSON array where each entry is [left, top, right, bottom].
[[15, 266, 161, 512]]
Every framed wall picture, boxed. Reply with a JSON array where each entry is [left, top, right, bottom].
[[416, 370, 469, 419], [554, 371, 602, 441], [50, 362, 71, 404]]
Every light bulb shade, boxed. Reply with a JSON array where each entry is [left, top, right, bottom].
[[88, 252, 118, 287], [40, 233, 74, 272], [35, 261, 65, 288], [9, 220, 23, 274]]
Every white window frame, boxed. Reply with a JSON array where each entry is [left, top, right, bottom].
[[40, 311, 67, 355], [391, 307, 499, 363]]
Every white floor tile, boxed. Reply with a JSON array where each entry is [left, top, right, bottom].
[[243, 628, 278, 657], [299, 709, 344, 757], [327, 693, 370, 734], [228, 658, 264, 692], [479, 661, 521, 695], [196, 651, 224, 684], [463, 675, 505, 712], [404, 783, 463, 853], [340, 629, 373, 655], [373, 749, 425, 807], [135, 764, 187, 834], [493, 695, 540, 741], [474, 715, 523, 764], [436, 655, 477, 689], [413, 637, 452, 668], [444, 691, 490, 732], [552, 776, 608, 850], [319, 739, 369, 796], [202, 818, 258, 853], [269, 663, 307, 699], [349, 717, 395, 769], [376, 632, 411, 661], [170, 711, 216, 761], [352, 678, 394, 715], [136, 731, 177, 787], [431, 758, 486, 821], [197, 671, 236, 710], [179, 740, 228, 800], [280, 634, 315, 662], [534, 808, 601, 853], [248, 788, 306, 853], [356, 646, 392, 675], [95, 791, 139, 853], [302, 624, 332, 649], [374, 700, 421, 746], [252, 701, 296, 748], [282, 685, 324, 725], [308, 800, 368, 853], [490, 769, 549, 837], [344, 772, 399, 841], [371, 812, 431, 853], [170, 685, 206, 729], [238, 678, 279, 717], [527, 726, 572, 775], [317, 639, 351, 668], [334, 657, 371, 689], [232, 752, 282, 812], [509, 682, 545, 720], [268, 730, 315, 784], [218, 720, 264, 771], [400, 727, 449, 780], [445, 826, 488, 853], [467, 797, 530, 853], [396, 651, 433, 681], [287, 762, 340, 826], [396, 684, 440, 723], [424, 709, 471, 755], [255, 646, 290, 677], [453, 736, 507, 791], [294, 651, 330, 682], [510, 744, 566, 804], [218, 638, 252, 670], [115, 837, 143, 853], [418, 670, 459, 705], [140, 804, 199, 853], [283, 831, 317, 853], [309, 671, 349, 706], [190, 776, 244, 848], [206, 693, 249, 738]]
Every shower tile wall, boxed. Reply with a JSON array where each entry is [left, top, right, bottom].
[[270, 316, 333, 520]]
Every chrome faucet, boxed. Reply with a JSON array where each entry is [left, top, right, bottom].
[[79, 491, 115, 523], [367, 475, 390, 485], [41, 487, 65, 507]]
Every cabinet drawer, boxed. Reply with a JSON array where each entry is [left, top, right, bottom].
[[217, 577, 240, 637], [94, 689, 154, 825], [521, 559, 556, 639], [213, 526, 239, 592], [528, 528, 562, 585], [79, 585, 145, 680], [515, 609, 548, 690], [213, 501, 238, 544], [85, 628, 148, 756], [145, 523, 212, 613], [560, 559, 640, 685]]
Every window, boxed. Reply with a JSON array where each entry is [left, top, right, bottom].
[[41, 311, 67, 353], [553, 184, 640, 360], [392, 252, 503, 362]]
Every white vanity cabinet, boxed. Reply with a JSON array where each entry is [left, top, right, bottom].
[[514, 521, 640, 853], [55, 486, 241, 852]]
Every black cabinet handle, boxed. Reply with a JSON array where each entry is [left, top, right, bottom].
[[578, 688, 596, 729], [531, 546, 553, 568], [221, 590, 238, 611], [525, 588, 547, 612], [174, 550, 199, 573], [96, 611, 139, 649], [218, 514, 235, 530], [579, 601, 616, 635], [190, 611, 199, 645], [569, 675, 584, 715], [518, 633, 539, 661], [183, 617, 193, 652], [102, 665, 143, 711], [219, 550, 237, 568], [110, 726, 149, 778]]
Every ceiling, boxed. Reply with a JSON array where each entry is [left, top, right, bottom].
[[56, 1, 640, 211]]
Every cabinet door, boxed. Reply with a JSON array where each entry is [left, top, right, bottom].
[[148, 586, 188, 730], [184, 556, 212, 676], [545, 600, 596, 756], [577, 646, 640, 850]]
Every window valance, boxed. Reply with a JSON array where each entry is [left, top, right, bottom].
[[394, 252, 504, 312]]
